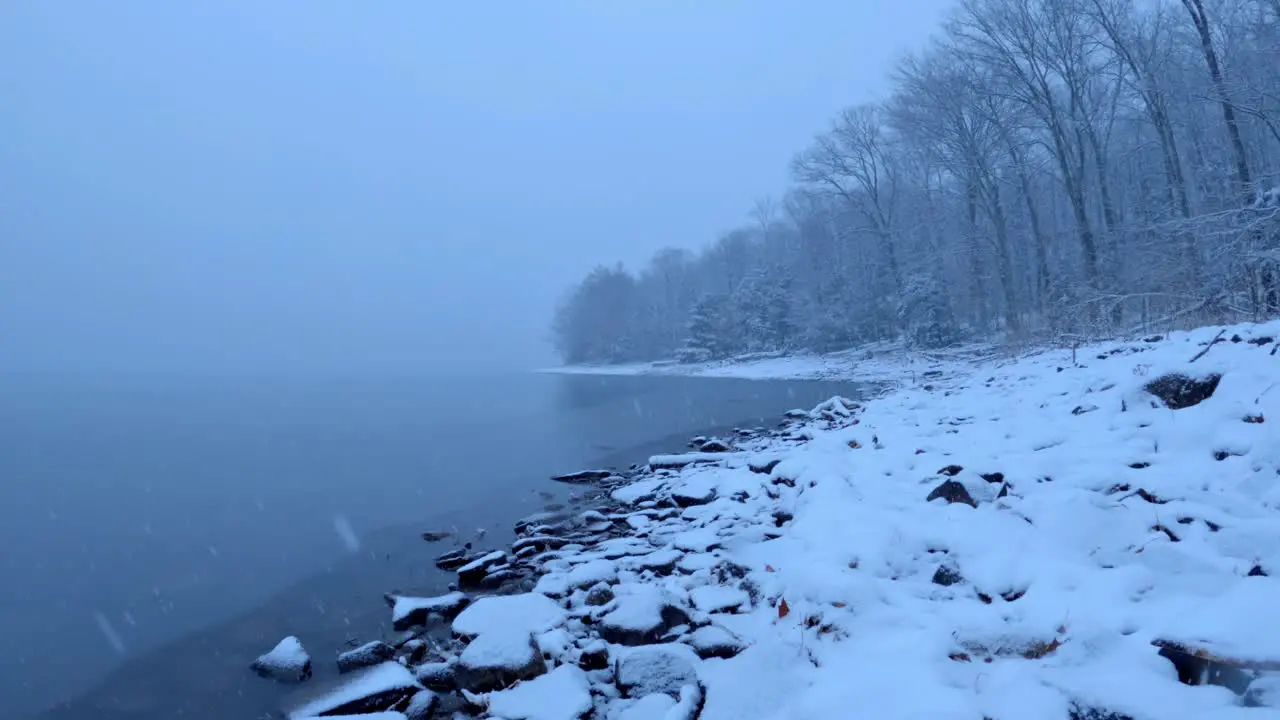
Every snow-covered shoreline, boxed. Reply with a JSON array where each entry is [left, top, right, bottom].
[[539, 341, 1007, 388], [261, 321, 1280, 719]]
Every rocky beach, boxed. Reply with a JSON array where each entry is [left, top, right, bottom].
[[226, 320, 1280, 720]]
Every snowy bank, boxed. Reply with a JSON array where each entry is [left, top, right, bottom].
[[540, 340, 998, 385], [259, 320, 1280, 719]]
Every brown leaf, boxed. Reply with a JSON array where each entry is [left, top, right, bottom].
[[778, 598, 790, 619], [915, 449, 926, 455], [848, 439, 862, 449], [765, 564, 776, 573], [831, 601, 847, 608], [1245, 414, 1265, 424], [1022, 638, 1062, 659]]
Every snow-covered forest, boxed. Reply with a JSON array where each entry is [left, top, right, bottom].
[[551, 0, 1280, 365]]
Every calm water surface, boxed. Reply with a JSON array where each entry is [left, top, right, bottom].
[[0, 371, 861, 718]]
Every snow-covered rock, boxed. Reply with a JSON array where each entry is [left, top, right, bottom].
[[388, 591, 470, 631], [251, 635, 312, 683], [337, 641, 396, 674], [452, 593, 567, 638], [455, 632, 547, 692], [684, 625, 745, 659], [615, 643, 702, 699], [484, 664, 593, 720], [285, 662, 421, 719], [598, 584, 691, 646]]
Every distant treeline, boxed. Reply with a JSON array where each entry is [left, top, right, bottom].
[[552, 0, 1280, 366]]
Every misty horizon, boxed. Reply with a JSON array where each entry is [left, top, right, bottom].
[[0, 1, 950, 378]]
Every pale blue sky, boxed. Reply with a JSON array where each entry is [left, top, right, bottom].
[[0, 1, 952, 376]]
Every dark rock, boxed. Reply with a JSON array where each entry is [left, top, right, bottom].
[[729, 490, 750, 503], [578, 640, 610, 671], [976, 591, 993, 604], [551, 469, 614, 484], [337, 641, 396, 674], [672, 487, 717, 507], [512, 535, 569, 554], [926, 480, 977, 508], [979, 472, 1004, 484], [932, 566, 963, 586], [1232, 334, 1243, 343], [1128, 462, 1150, 469], [286, 662, 421, 717], [1249, 564, 1268, 577], [1143, 335, 1164, 343], [421, 530, 453, 542], [479, 568, 525, 590], [455, 634, 548, 692], [938, 465, 964, 476], [250, 636, 312, 683], [996, 482, 1011, 499], [616, 644, 702, 698], [1214, 450, 1230, 461], [1249, 336, 1274, 346], [585, 583, 616, 607], [1071, 405, 1099, 415], [1001, 588, 1026, 602], [457, 551, 508, 586], [749, 458, 782, 474], [435, 547, 478, 571], [1155, 640, 1256, 695], [923, 370, 944, 379], [413, 661, 458, 691], [711, 560, 751, 583], [772, 510, 793, 527], [1144, 373, 1223, 410], [698, 439, 732, 453]]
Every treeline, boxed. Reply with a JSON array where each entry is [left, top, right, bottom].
[[552, 0, 1280, 365]]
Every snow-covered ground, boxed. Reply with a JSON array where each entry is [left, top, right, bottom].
[[275, 320, 1280, 719]]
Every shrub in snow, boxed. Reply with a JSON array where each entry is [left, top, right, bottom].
[[1144, 372, 1223, 410], [897, 272, 961, 349]]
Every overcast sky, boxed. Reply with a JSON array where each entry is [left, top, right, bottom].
[[0, 0, 952, 377]]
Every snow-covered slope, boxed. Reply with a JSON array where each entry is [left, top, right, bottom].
[[304, 321, 1279, 720], [525, 321, 1280, 719]]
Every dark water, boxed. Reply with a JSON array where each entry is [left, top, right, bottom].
[[0, 372, 860, 719]]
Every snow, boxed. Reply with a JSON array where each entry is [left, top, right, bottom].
[[534, 321, 1280, 718], [459, 629, 540, 670], [612, 478, 666, 504], [486, 665, 593, 720], [252, 635, 310, 680], [688, 585, 749, 613], [452, 593, 567, 638], [286, 662, 420, 719]]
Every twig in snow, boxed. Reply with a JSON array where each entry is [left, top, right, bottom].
[[1188, 329, 1228, 363]]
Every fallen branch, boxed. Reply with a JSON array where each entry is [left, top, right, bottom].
[[1189, 329, 1228, 363]]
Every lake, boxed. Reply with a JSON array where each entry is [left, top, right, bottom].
[[0, 371, 861, 718]]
